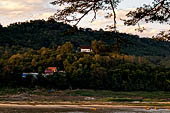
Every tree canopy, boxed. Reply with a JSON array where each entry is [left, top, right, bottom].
[[51, 0, 122, 30], [1, 19, 170, 90], [125, 0, 170, 26], [51, 0, 169, 28], [1, 19, 170, 57], [124, 0, 169, 38]]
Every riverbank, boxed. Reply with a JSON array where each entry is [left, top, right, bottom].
[[1, 104, 170, 113], [1, 88, 170, 109], [0, 101, 170, 110]]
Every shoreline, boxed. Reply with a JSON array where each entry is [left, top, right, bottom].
[[0, 104, 155, 109], [0, 102, 170, 109], [1, 89, 170, 110]]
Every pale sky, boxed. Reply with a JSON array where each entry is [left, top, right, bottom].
[[0, 0, 169, 38]]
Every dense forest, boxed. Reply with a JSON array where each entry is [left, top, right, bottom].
[[1, 19, 170, 91], [1, 19, 170, 56]]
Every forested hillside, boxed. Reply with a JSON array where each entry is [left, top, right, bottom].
[[1, 19, 170, 91], [0, 19, 170, 57]]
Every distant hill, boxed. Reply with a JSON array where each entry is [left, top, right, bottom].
[[0, 19, 170, 57]]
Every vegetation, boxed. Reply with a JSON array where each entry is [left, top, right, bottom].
[[0, 19, 170, 56], [0, 19, 170, 91], [1, 88, 170, 103]]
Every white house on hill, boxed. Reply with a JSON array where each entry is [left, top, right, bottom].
[[80, 46, 92, 52]]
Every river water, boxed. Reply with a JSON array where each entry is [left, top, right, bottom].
[[0, 108, 170, 113]]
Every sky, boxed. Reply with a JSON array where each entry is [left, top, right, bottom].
[[0, 0, 169, 38]]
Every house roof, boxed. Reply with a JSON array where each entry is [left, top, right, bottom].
[[80, 46, 91, 49], [48, 67, 57, 70]]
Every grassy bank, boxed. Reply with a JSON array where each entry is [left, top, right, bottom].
[[1, 88, 170, 103]]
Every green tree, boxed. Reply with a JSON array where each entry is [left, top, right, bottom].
[[57, 42, 74, 54], [8, 54, 24, 72], [92, 40, 112, 54]]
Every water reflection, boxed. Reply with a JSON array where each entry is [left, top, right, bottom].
[[0, 108, 170, 113]]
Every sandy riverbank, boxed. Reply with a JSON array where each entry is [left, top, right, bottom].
[[0, 102, 169, 110], [1, 89, 170, 110]]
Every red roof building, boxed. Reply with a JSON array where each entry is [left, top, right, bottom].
[[47, 67, 57, 72]]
